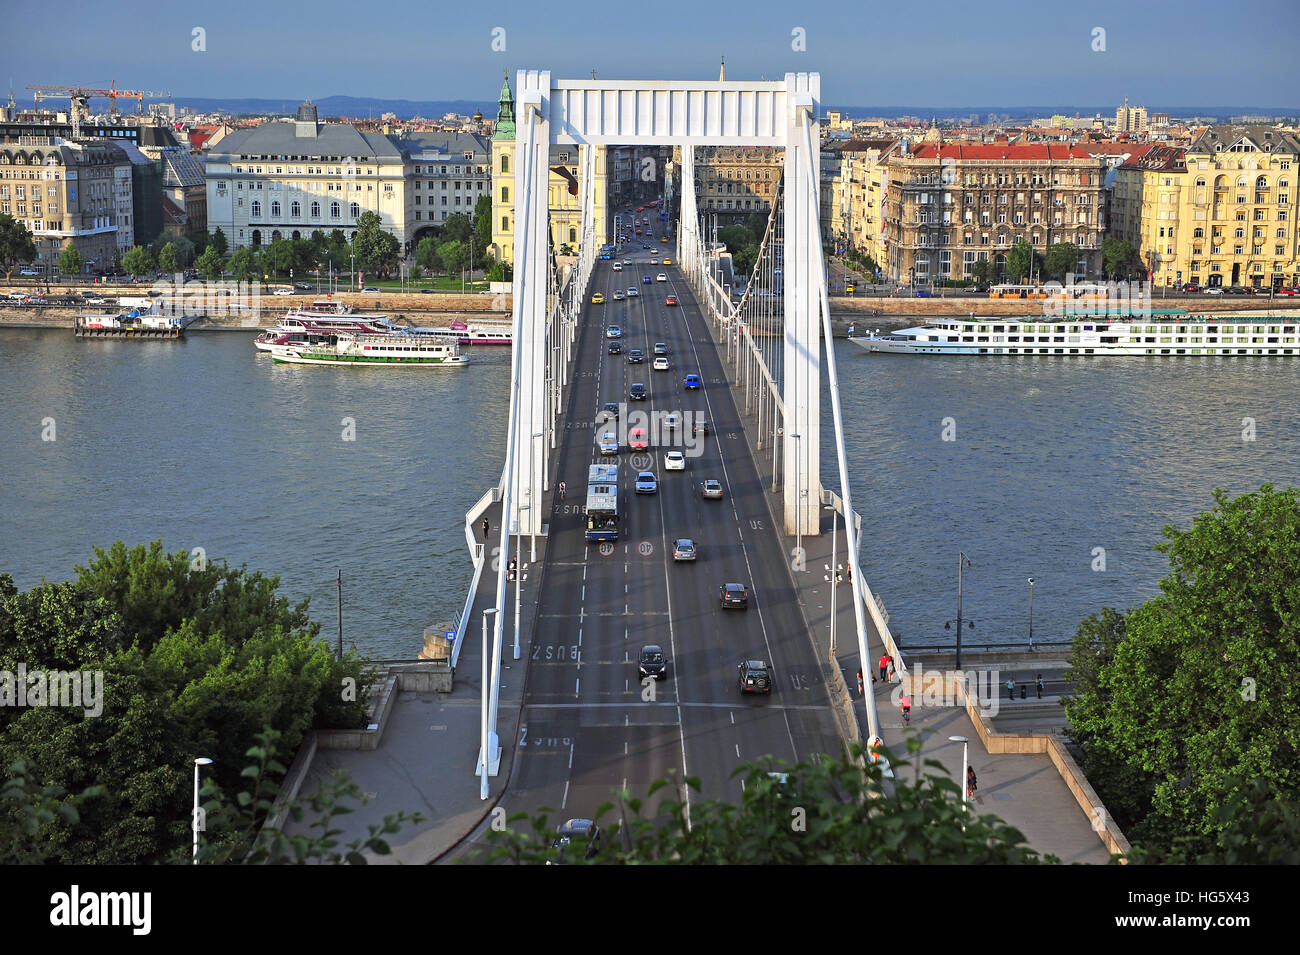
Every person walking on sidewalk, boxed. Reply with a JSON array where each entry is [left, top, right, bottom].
[[967, 766, 978, 799], [887, 656, 896, 683], [900, 690, 911, 724], [856, 668, 864, 697], [1006, 676, 1015, 701], [878, 654, 889, 682], [481, 517, 490, 540], [1036, 674, 1044, 699]]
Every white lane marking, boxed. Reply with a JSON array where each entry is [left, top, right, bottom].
[[578, 627, 583, 646], [730, 711, 735, 725], [735, 743, 741, 758], [582, 585, 585, 600], [575, 678, 580, 695], [583, 564, 588, 581], [624, 741, 628, 755], [568, 740, 575, 769], [682, 288, 801, 765], [562, 779, 569, 808]]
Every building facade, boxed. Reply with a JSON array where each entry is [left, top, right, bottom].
[[397, 131, 490, 238], [881, 142, 1109, 284], [0, 139, 133, 274]]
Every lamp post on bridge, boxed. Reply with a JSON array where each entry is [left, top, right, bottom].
[[949, 735, 970, 811], [945, 551, 974, 669], [1027, 576, 1035, 651], [514, 503, 528, 661], [791, 433, 803, 561], [479, 606, 498, 799], [192, 756, 212, 864], [824, 503, 839, 656]]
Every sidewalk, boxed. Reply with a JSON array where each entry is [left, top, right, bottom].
[[279, 496, 545, 864], [707, 317, 1113, 864]]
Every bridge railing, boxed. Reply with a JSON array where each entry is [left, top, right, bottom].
[[453, 481, 503, 669]]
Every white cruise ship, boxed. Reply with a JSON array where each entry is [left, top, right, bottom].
[[268, 332, 468, 367], [849, 312, 1300, 357]]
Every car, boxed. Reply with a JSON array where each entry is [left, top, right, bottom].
[[1225, 286, 1251, 296], [627, 287, 639, 297], [1278, 287, 1300, 296], [627, 348, 645, 363], [642, 243, 651, 250], [662, 257, 672, 266], [684, 374, 701, 389], [720, 583, 749, 610], [663, 412, 680, 431], [701, 479, 723, 499], [608, 340, 622, 354], [629, 383, 647, 400], [295, 282, 313, 290], [361, 286, 381, 292], [692, 419, 710, 437], [550, 819, 601, 863], [593, 292, 606, 304], [601, 402, 620, 421], [638, 645, 667, 680], [635, 228, 643, 235], [623, 259, 631, 266], [614, 290, 626, 300], [599, 432, 619, 455], [665, 295, 678, 306], [606, 324, 621, 338], [82, 296, 107, 305], [664, 450, 685, 471], [1204, 287, 1224, 295], [656, 273, 667, 282], [643, 274, 652, 283], [612, 263, 623, 272], [738, 660, 771, 694], [629, 427, 649, 451], [673, 539, 697, 561], [23, 295, 45, 304], [845, 283, 857, 293], [914, 289, 932, 297], [19, 268, 39, 276], [652, 248, 660, 255], [6, 291, 27, 301], [653, 356, 670, 371], [653, 342, 668, 355], [273, 288, 293, 296], [635, 471, 658, 494]]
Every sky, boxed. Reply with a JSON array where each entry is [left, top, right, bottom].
[[7, 0, 1299, 111]]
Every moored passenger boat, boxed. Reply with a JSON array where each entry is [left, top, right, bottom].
[[268, 333, 468, 367]]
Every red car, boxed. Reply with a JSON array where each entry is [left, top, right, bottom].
[[665, 295, 678, 306], [629, 428, 649, 451], [1276, 287, 1299, 296]]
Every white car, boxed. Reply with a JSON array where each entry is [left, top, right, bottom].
[[663, 412, 680, 431], [600, 432, 619, 455], [19, 268, 39, 276], [623, 259, 631, 266], [612, 263, 623, 272], [273, 288, 293, 296], [653, 356, 670, 371], [627, 287, 639, 297], [656, 273, 667, 282], [614, 290, 626, 300], [664, 450, 685, 471]]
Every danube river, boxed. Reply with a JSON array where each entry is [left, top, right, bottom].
[[2, 327, 1297, 657]]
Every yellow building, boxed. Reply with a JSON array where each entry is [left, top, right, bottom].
[[825, 138, 898, 269], [1115, 126, 1300, 289], [489, 75, 609, 265]]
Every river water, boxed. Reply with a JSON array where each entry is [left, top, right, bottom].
[[1, 327, 1296, 657]]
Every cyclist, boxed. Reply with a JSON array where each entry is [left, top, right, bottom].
[[900, 690, 911, 724], [967, 766, 978, 799], [558, 480, 566, 500]]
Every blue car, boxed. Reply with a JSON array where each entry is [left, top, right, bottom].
[[643, 275, 652, 284], [635, 471, 658, 494], [684, 374, 701, 390]]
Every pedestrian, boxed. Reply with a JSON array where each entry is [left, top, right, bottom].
[[900, 690, 911, 722], [1006, 676, 1015, 701], [966, 765, 978, 797], [481, 517, 490, 540], [856, 668, 864, 697], [887, 656, 895, 682], [1036, 674, 1044, 699], [878, 654, 889, 682]]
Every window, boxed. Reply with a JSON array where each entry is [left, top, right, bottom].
[[501, 186, 508, 202], [271, 201, 281, 217], [311, 201, 320, 217], [330, 201, 340, 218], [290, 201, 301, 217], [251, 200, 262, 217], [349, 202, 359, 218], [501, 215, 509, 231]]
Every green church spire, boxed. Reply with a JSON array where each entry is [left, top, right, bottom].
[[493, 71, 515, 141]]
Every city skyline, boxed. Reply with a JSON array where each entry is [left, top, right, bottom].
[[9, 0, 1297, 109]]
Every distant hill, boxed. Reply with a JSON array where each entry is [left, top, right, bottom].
[[17, 93, 495, 120], [829, 106, 1298, 123]]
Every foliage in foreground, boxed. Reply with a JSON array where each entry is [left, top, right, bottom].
[[480, 741, 1059, 865]]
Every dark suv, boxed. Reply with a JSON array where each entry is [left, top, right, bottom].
[[550, 819, 602, 863], [639, 645, 667, 680], [627, 348, 645, 364], [720, 582, 749, 610], [629, 383, 647, 400], [738, 660, 771, 694]]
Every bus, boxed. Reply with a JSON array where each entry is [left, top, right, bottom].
[[585, 464, 619, 542], [599, 245, 616, 260]]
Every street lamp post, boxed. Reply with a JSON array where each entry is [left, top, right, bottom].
[[949, 735, 970, 810], [479, 606, 498, 800], [192, 757, 212, 864], [1027, 577, 1035, 651], [514, 503, 528, 661], [945, 551, 973, 669], [791, 433, 802, 560], [824, 503, 839, 656], [532, 431, 544, 551]]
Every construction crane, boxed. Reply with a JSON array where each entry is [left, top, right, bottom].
[[26, 82, 172, 136]]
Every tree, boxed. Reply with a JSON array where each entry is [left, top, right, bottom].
[[732, 247, 758, 279], [1101, 237, 1138, 280], [0, 214, 37, 278], [58, 245, 83, 277], [745, 212, 768, 243], [414, 236, 439, 275], [173, 235, 196, 268], [0, 543, 372, 864], [442, 213, 473, 245], [226, 247, 254, 283], [1044, 242, 1082, 281], [195, 245, 224, 282], [971, 258, 996, 286], [121, 245, 155, 280], [209, 227, 229, 258], [1067, 485, 1300, 856], [351, 211, 400, 277], [718, 226, 756, 254], [486, 259, 512, 282], [474, 195, 492, 252], [1006, 239, 1037, 282], [158, 241, 179, 275], [265, 238, 294, 277], [483, 743, 1056, 864], [436, 239, 467, 277]]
